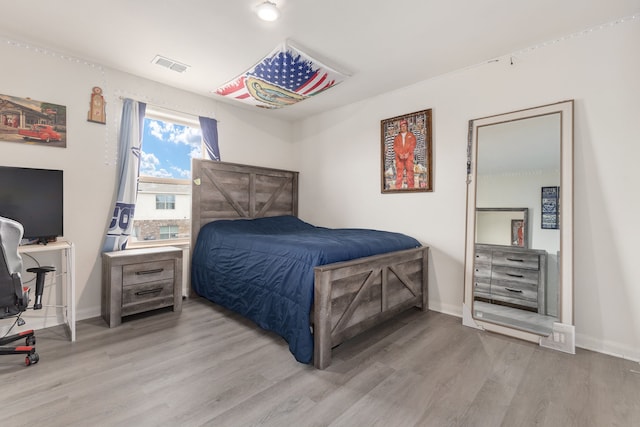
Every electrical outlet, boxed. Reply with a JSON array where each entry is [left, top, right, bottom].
[[540, 322, 575, 354]]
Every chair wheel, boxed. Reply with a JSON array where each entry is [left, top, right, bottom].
[[26, 336, 36, 346], [25, 353, 39, 366]]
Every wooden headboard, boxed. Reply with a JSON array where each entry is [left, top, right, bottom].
[[191, 159, 299, 249]]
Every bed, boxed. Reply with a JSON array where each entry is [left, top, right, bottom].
[[190, 160, 428, 369]]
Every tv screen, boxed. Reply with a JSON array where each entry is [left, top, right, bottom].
[[0, 166, 64, 243]]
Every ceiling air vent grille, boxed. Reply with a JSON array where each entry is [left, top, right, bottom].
[[152, 55, 190, 73]]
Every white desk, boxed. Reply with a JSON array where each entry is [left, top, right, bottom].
[[18, 239, 76, 341]]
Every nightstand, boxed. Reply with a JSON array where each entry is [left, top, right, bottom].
[[102, 246, 183, 327]]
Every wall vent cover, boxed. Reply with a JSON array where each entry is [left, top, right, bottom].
[[152, 55, 190, 73]]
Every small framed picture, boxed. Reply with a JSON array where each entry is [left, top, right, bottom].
[[541, 186, 560, 229], [381, 109, 433, 193], [0, 93, 67, 148]]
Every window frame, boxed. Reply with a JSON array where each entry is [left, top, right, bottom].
[[128, 106, 204, 249], [159, 225, 179, 240], [155, 194, 176, 210]]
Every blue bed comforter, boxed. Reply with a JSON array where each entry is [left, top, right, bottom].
[[191, 215, 420, 364]]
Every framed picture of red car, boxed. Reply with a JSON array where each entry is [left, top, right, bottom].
[[381, 108, 432, 193], [0, 93, 67, 148]]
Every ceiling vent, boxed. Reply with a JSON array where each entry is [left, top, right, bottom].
[[152, 55, 190, 73]]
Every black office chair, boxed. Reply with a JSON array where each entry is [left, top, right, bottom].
[[0, 216, 54, 366]]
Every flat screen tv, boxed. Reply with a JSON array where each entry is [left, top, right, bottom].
[[0, 166, 64, 244]]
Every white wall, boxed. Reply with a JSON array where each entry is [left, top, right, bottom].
[[294, 20, 640, 360], [134, 193, 191, 221], [0, 37, 294, 324]]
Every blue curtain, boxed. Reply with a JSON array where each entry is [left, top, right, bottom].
[[199, 116, 220, 161], [102, 99, 146, 252]]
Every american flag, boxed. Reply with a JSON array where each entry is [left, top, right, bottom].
[[215, 43, 347, 109]]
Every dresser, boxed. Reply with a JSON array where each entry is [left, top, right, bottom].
[[102, 246, 183, 327], [473, 244, 547, 313]]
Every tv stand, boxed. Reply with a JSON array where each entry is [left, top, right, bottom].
[[36, 236, 58, 245], [20, 236, 57, 246], [18, 238, 76, 341]]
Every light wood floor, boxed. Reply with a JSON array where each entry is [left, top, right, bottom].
[[1, 297, 638, 427]]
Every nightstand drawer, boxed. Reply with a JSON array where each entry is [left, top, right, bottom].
[[123, 260, 174, 286], [122, 279, 175, 317], [122, 279, 175, 304]]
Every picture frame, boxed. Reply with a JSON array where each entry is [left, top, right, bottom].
[[541, 186, 560, 229], [381, 109, 432, 193], [0, 93, 67, 148], [511, 219, 525, 247]]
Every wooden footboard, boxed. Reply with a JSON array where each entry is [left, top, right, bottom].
[[313, 246, 428, 369]]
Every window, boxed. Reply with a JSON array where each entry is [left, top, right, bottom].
[[155, 194, 175, 210], [159, 225, 179, 240], [130, 107, 203, 244]]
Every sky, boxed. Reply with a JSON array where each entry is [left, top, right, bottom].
[[139, 118, 202, 179]]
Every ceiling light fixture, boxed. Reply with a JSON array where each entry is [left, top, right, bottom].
[[256, 1, 280, 22]]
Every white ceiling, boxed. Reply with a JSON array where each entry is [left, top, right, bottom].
[[0, 1, 637, 121]]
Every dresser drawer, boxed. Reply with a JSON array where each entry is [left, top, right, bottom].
[[473, 262, 491, 280], [473, 279, 491, 299], [474, 250, 492, 264], [491, 250, 539, 270], [492, 265, 539, 286], [123, 260, 175, 286], [491, 282, 538, 308]]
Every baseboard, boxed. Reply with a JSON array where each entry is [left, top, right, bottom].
[[76, 306, 101, 322], [429, 301, 462, 318], [0, 313, 65, 337], [576, 333, 640, 363]]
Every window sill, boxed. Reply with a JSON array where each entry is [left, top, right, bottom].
[[127, 238, 190, 250]]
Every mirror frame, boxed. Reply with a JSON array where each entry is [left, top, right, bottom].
[[463, 100, 574, 344]]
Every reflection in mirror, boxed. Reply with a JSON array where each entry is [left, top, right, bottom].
[[463, 101, 573, 347], [476, 208, 528, 248]]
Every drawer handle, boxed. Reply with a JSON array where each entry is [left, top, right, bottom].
[[135, 288, 163, 296], [505, 287, 523, 293], [506, 273, 524, 278], [135, 268, 164, 275], [506, 257, 524, 262]]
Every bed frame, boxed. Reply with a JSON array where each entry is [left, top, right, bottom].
[[191, 159, 428, 369]]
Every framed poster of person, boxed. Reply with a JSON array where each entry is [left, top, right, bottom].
[[381, 109, 432, 193]]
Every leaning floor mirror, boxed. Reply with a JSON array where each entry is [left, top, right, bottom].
[[463, 100, 575, 353]]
